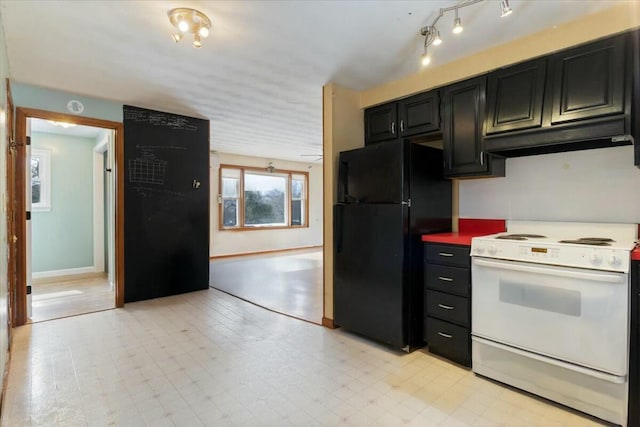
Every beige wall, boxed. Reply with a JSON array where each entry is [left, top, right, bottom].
[[322, 3, 640, 322], [322, 83, 363, 321], [210, 152, 323, 257]]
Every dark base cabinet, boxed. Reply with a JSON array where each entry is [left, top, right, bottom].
[[424, 243, 471, 367], [630, 261, 639, 427]]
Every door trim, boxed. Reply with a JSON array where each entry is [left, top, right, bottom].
[[14, 107, 124, 326]]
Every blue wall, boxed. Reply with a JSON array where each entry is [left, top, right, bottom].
[[11, 82, 122, 122], [31, 132, 95, 272]]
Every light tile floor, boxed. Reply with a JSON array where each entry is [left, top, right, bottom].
[[2, 289, 608, 426]]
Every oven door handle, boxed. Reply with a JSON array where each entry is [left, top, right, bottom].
[[472, 336, 626, 383], [473, 258, 626, 284]]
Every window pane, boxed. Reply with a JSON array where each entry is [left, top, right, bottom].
[[244, 173, 286, 225], [222, 177, 238, 197], [32, 181, 41, 204], [31, 158, 40, 179], [291, 179, 303, 199], [291, 200, 302, 225], [222, 199, 238, 226]]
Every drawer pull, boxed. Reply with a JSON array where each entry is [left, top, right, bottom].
[[438, 332, 453, 339], [438, 276, 453, 282], [438, 304, 454, 310], [438, 252, 454, 257]]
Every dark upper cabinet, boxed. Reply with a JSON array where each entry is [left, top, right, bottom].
[[486, 58, 546, 134], [364, 103, 398, 144], [442, 76, 505, 178], [549, 35, 625, 124], [364, 90, 441, 145], [484, 32, 634, 157], [398, 91, 440, 137]]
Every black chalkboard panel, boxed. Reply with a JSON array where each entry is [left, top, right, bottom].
[[123, 105, 210, 303]]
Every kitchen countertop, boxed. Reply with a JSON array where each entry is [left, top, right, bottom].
[[422, 218, 506, 246]]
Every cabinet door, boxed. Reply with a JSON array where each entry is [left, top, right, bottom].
[[364, 103, 397, 144], [486, 58, 546, 134], [549, 34, 626, 124], [398, 91, 440, 137], [442, 76, 490, 177]]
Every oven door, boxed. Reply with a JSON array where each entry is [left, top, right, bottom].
[[472, 257, 629, 376]]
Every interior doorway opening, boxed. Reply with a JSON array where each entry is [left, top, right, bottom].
[[28, 118, 116, 322], [12, 107, 124, 327]]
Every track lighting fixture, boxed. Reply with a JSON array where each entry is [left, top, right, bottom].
[[168, 8, 212, 48], [419, 0, 513, 67], [500, 0, 513, 17]]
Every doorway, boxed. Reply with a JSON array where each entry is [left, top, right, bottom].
[[28, 119, 115, 322], [12, 108, 124, 326]]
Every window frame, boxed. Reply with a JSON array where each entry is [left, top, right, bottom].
[[31, 148, 52, 212], [218, 164, 309, 231]]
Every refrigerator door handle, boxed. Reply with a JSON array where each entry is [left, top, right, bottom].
[[401, 199, 411, 207], [334, 205, 343, 253]]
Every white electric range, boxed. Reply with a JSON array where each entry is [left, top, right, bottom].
[[470, 221, 637, 426]]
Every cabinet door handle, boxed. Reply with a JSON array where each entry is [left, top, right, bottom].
[[438, 332, 453, 339], [400, 120, 404, 132], [391, 122, 396, 134], [438, 252, 454, 257], [438, 276, 453, 282], [480, 151, 484, 166], [438, 304, 454, 310]]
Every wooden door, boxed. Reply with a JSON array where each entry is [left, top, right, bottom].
[[442, 76, 488, 177], [364, 103, 397, 145], [549, 33, 626, 125], [486, 58, 546, 134], [398, 90, 440, 137]]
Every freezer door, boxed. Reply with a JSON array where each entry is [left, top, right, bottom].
[[334, 204, 409, 349], [338, 141, 408, 204]]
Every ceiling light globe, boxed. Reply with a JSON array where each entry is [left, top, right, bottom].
[[433, 36, 442, 46], [178, 20, 189, 32], [421, 54, 431, 67], [198, 26, 210, 38], [453, 18, 463, 34]]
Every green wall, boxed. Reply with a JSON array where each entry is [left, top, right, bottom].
[[32, 132, 95, 272]]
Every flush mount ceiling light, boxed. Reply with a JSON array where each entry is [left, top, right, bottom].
[[419, 0, 513, 67], [47, 120, 76, 128], [167, 8, 211, 48]]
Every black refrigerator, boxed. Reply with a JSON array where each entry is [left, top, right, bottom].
[[334, 140, 452, 351]]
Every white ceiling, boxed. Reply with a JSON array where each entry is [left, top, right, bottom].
[[0, 0, 631, 162]]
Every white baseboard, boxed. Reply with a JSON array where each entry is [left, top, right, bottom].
[[32, 266, 96, 279]]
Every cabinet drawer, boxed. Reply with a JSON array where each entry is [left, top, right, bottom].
[[425, 264, 470, 296], [426, 317, 471, 367], [425, 244, 470, 267], [425, 290, 469, 327]]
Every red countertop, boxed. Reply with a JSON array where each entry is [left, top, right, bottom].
[[422, 218, 506, 246]]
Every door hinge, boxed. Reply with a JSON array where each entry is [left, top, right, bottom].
[[26, 211, 31, 221], [26, 285, 31, 295], [26, 136, 31, 146]]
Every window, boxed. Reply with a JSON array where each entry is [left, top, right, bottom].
[[31, 148, 51, 211], [219, 165, 308, 230]]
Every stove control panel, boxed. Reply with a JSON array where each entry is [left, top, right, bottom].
[[471, 240, 631, 272]]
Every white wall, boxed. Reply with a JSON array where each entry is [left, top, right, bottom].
[[210, 152, 323, 257], [459, 146, 640, 223]]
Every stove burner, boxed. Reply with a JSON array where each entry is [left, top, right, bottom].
[[558, 239, 612, 246], [578, 237, 615, 242], [495, 233, 547, 240]]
